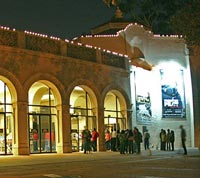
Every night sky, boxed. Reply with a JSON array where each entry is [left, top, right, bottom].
[[0, 0, 115, 40]]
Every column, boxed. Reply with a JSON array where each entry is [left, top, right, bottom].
[[12, 101, 29, 155], [56, 104, 72, 153], [97, 102, 106, 151]]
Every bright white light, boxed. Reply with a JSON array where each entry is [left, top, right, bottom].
[[158, 61, 182, 71], [74, 86, 83, 91]]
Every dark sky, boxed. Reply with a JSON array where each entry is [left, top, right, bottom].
[[0, 0, 115, 40]]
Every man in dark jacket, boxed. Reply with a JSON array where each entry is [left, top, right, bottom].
[[180, 125, 187, 155], [134, 127, 142, 154]]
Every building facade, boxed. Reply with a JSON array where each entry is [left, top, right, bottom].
[[0, 22, 197, 156], [75, 23, 195, 149], [0, 27, 132, 155]]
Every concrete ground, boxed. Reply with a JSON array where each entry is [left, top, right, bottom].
[[0, 148, 199, 178]]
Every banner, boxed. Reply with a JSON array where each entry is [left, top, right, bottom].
[[135, 71, 152, 124], [160, 69, 186, 118]]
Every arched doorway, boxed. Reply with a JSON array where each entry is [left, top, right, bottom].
[[0, 80, 13, 155], [28, 82, 57, 153], [104, 90, 127, 151], [70, 86, 97, 152], [104, 91, 127, 132]]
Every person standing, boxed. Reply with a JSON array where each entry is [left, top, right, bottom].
[[134, 127, 143, 154], [180, 125, 187, 155], [143, 130, 150, 150], [116, 129, 121, 151], [160, 129, 166, 151], [170, 130, 175, 151], [166, 129, 171, 151], [82, 126, 92, 154], [127, 129, 134, 154], [118, 130, 126, 154], [33, 129, 39, 151], [111, 128, 117, 151], [44, 129, 50, 151], [91, 128, 99, 152], [105, 130, 111, 150]]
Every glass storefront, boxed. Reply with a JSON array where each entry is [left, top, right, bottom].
[[104, 92, 126, 132], [28, 82, 57, 153], [0, 79, 128, 155], [70, 86, 97, 152], [0, 81, 13, 155]]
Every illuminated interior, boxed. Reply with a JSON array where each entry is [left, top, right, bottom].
[[0, 80, 13, 155], [28, 82, 57, 153], [104, 91, 127, 132]]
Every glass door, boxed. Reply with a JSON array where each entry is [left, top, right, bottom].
[[0, 113, 13, 155], [29, 114, 56, 153], [71, 113, 96, 152], [0, 113, 6, 154], [71, 115, 80, 152]]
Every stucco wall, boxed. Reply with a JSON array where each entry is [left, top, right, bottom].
[[78, 23, 196, 149]]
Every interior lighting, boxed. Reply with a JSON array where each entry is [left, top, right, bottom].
[[74, 86, 83, 91]]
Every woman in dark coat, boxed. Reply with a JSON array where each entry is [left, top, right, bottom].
[[170, 130, 175, 151]]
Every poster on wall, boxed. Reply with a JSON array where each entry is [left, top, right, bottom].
[[160, 69, 186, 118], [135, 71, 153, 125]]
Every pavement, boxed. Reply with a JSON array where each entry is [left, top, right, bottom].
[[140, 147, 200, 156], [0, 147, 199, 166], [0, 147, 199, 178]]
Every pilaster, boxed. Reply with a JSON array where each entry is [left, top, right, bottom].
[[12, 101, 29, 155]]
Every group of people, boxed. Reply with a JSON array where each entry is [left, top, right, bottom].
[[105, 127, 143, 155], [82, 127, 144, 155], [160, 128, 175, 151], [32, 129, 55, 152], [81, 127, 99, 154], [82, 124, 188, 156], [160, 125, 187, 155]]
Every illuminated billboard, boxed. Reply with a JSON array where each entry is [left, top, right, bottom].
[[160, 69, 186, 118]]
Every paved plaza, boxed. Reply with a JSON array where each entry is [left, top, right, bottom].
[[0, 148, 199, 178]]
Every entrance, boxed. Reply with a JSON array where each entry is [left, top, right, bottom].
[[71, 112, 96, 152], [70, 86, 97, 152], [29, 112, 56, 153], [28, 82, 58, 154], [104, 93, 127, 132]]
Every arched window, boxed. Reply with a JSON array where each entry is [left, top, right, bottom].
[[0, 80, 13, 155], [28, 82, 57, 153], [104, 91, 127, 132], [70, 86, 97, 152]]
